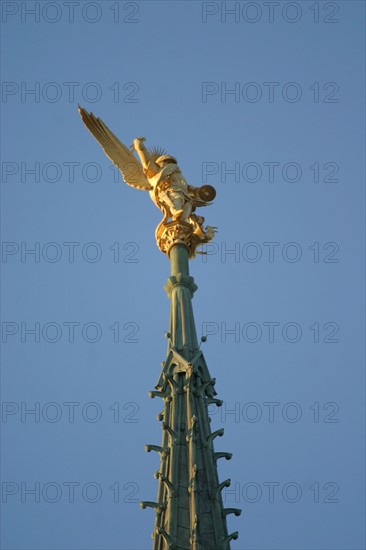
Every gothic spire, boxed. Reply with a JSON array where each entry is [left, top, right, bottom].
[[141, 232, 240, 549]]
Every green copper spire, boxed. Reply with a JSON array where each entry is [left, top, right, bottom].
[[141, 237, 240, 549], [78, 109, 238, 548]]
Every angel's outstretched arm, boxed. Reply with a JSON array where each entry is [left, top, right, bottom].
[[133, 138, 151, 170]]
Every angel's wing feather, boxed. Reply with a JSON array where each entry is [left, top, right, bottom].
[[79, 107, 151, 191]]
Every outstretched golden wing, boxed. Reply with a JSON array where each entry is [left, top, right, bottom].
[[78, 106, 151, 190]]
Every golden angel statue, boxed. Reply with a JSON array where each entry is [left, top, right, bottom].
[[78, 107, 217, 257]]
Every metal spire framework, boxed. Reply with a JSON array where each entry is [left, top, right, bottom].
[[141, 222, 241, 550]]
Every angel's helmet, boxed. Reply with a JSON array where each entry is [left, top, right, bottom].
[[155, 155, 177, 167]]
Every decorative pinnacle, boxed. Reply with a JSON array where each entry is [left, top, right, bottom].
[[79, 108, 238, 548]]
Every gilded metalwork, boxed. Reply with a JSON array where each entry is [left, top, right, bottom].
[[79, 107, 216, 257]]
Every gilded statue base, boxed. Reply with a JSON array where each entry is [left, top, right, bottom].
[[155, 219, 216, 258]]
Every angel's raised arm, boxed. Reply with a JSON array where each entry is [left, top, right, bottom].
[[132, 137, 151, 171]]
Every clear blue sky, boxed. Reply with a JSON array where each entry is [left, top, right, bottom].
[[1, 1, 365, 549]]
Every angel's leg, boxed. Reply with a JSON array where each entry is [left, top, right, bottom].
[[158, 190, 183, 218], [182, 201, 192, 219]]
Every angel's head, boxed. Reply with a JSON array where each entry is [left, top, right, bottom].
[[155, 155, 177, 167]]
